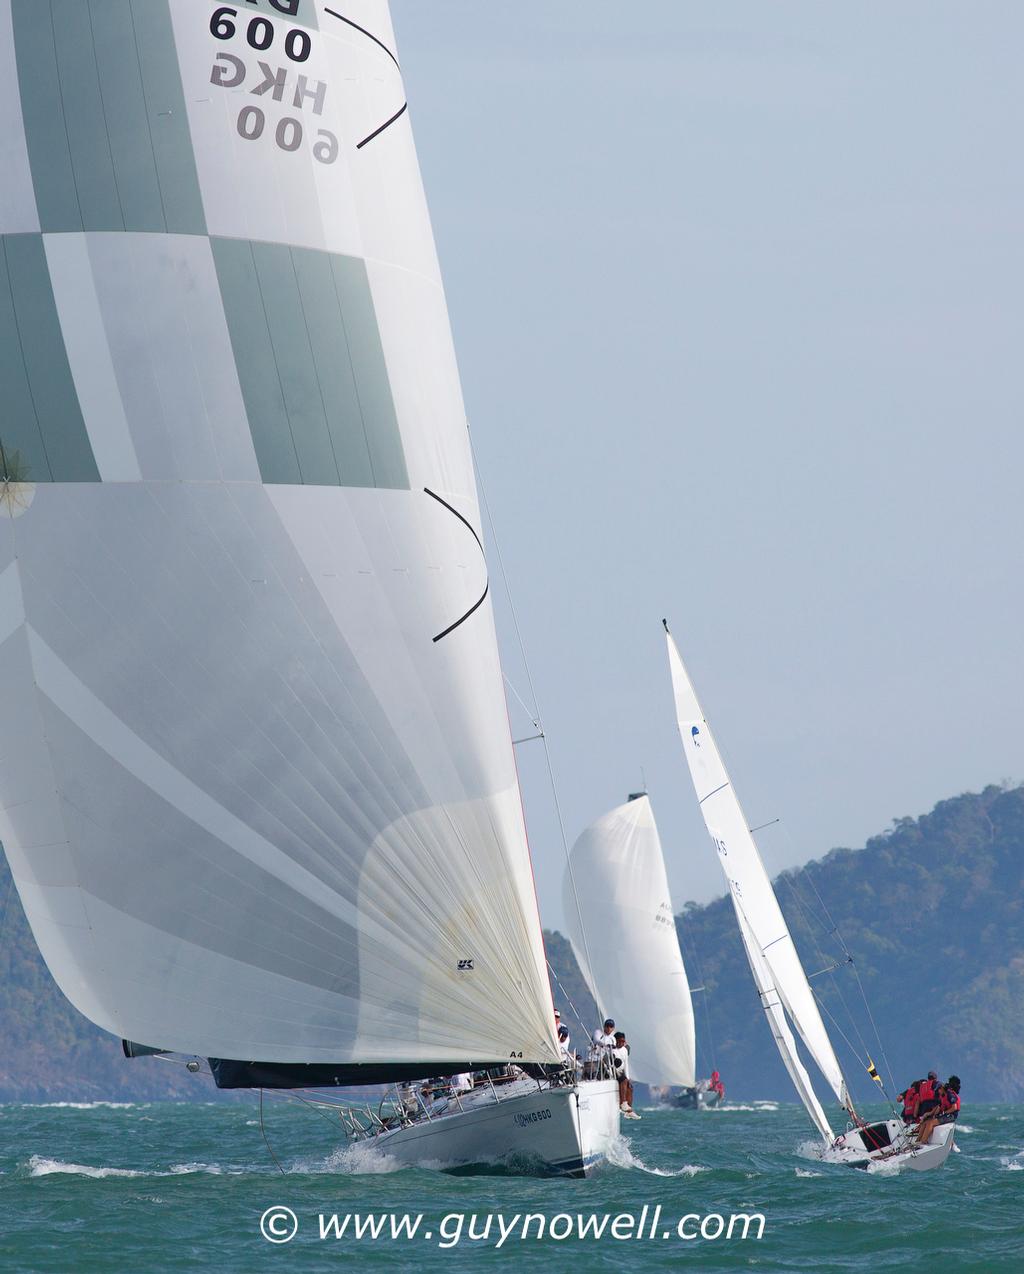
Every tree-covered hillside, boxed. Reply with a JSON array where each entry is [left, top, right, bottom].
[[2, 784, 1022, 1103], [546, 783, 1024, 1107], [0, 854, 207, 1102]]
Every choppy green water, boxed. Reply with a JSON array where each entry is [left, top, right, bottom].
[[0, 1099, 1020, 1272]]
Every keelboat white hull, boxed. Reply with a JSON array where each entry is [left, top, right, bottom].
[[664, 627, 956, 1174], [816, 1119, 956, 1173], [672, 1083, 723, 1110], [352, 1078, 621, 1177]]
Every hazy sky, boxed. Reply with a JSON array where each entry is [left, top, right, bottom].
[[391, 2, 1023, 928]]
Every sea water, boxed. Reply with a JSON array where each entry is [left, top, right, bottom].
[[0, 1099, 1019, 1271]]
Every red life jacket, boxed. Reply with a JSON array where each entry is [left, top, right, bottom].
[[917, 1078, 936, 1103], [900, 1084, 920, 1115], [940, 1088, 960, 1114]]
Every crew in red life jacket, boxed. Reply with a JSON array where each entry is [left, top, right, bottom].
[[915, 1073, 960, 1146], [898, 1080, 921, 1123], [939, 1075, 961, 1119], [915, 1071, 941, 1119], [710, 1070, 725, 1100]]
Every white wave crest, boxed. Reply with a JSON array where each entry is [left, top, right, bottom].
[[1000, 1151, 1024, 1172], [607, 1136, 707, 1177], [711, 1102, 779, 1113], [312, 1142, 406, 1175], [28, 1156, 147, 1179], [23, 1102, 139, 1110], [795, 1167, 821, 1177], [28, 1155, 233, 1179], [796, 1138, 827, 1161]]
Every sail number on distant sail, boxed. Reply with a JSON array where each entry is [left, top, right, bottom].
[[209, 5, 340, 164]]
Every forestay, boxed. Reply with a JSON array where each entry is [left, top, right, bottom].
[[563, 796, 696, 1088], [0, 0, 559, 1073], [663, 626, 847, 1130]]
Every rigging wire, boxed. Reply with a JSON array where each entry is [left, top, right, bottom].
[[259, 1089, 286, 1175], [503, 674, 541, 733], [811, 996, 899, 1118], [545, 958, 593, 1041], [797, 858, 897, 1095], [153, 1055, 294, 1172], [147, 1050, 419, 1169], [773, 815, 898, 1096], [773, 858, 894, 1111], [468, 424, 599, 1021], [777, 870, 876, 1068]]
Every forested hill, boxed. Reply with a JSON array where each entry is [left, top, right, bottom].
[[0, 853, 202, 1102], [2, 784, 1023, 1102], [546, 784, 1024, 1106]]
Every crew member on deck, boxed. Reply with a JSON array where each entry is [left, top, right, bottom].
[[915, 1074, 959, 1145], [590, 1018, 617, 1078], [915, 1071, 941, 1119], [613, 1031, 639, 1119], [592, 1018, 616, 1051], [898, 1079, 921, 1123], [938, 1075, 961, 1121], [557, 1023, 572, 1064]]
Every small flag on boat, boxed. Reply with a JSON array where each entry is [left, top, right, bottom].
[[866, 1058, 883, 1086]]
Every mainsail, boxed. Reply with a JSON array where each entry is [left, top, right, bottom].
[[663, 624, 847, 1137], [0, 0, 559, 1076], [563, 795, 696, 1088]]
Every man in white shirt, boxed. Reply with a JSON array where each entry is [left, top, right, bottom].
[[557, 1023, 573, 1064], [451, 1072, 473, 1095], [613, 1031, 639, 1118], [592, 1018, 616, 1050], [589, 1018, 617, 1078]]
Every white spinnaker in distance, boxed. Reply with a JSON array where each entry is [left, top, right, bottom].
[[0, 0, 559, 1069], [563, 796, 696, 1087], [663, 627, 847, 1125]]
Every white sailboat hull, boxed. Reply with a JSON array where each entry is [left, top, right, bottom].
[[816, 1119, 956, 1172], [672, 1085, 723, 1110], [360, 1079, 621, 1177]]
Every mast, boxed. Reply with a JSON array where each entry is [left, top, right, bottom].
[[663, 623, 848, 1138]]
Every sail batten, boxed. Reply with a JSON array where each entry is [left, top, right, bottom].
[[563, 796, 696, 1088], [664, 628, 844, 1131], [0, 0, 559, 1070]]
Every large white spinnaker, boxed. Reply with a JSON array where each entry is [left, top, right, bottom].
[[0, 0, 559, 1079], [563, 796, 696, 1088], [663, 624, 848, 1134]]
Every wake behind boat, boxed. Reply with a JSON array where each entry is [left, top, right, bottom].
[[663, 623, 957, 1173]]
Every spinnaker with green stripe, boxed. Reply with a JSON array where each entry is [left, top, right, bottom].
[[0, 0, 559, 1077]]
